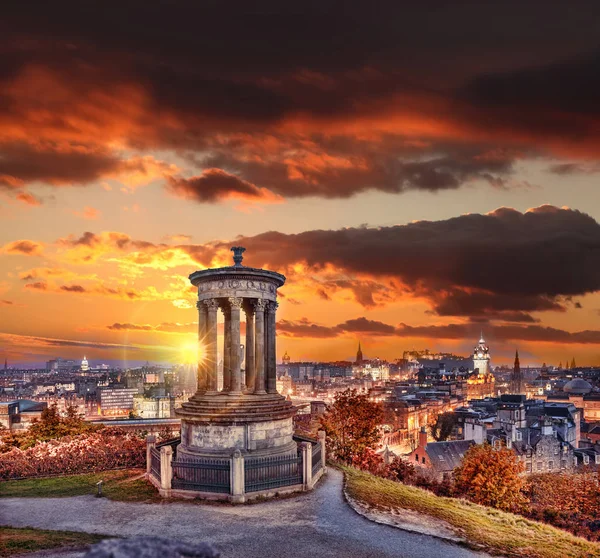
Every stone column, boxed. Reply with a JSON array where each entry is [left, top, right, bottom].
[[253, 299, 266, 394], [266, 301, 278, 394], [196, 301, 208, 394], [318, 430, 327, 473], [301, 441, 312, 490], [229, 297, 243, 395], [231, 449, 245, 503], [244, 304, 255, 392], [146, 435, 156, 475], [204, 299, 219, 394], [222, 305, 231, 393], [160, 445, 173, 494]]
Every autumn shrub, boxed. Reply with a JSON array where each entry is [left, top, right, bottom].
[[453, 442, 528, 512], [0, 427, 145, 480], [523, 471, 600, 541], [351, 447, 389, 476], [386, 455, 416, 483]]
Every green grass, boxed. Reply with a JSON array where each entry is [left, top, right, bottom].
[[0, 526, 107, 557], [343, 466, 600, 558], [0, 469, 161, 502]]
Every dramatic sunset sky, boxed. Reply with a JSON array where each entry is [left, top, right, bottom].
[[1, 2, 600, 367]]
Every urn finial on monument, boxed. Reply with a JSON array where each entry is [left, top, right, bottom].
[[231, 246, 246, 267]]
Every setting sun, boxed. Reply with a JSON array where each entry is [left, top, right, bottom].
[[179, 342, 199, 364]]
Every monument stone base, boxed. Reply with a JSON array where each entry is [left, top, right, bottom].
[[176, 392, 297, 456]]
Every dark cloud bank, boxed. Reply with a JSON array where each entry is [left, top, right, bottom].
[[2, 3, 600, 202]]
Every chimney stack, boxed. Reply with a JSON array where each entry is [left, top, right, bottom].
[[419, 426, 428, 448]]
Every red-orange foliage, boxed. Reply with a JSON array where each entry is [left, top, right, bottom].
[[453, 442, 527, 512], [320, 389, 383, 464], [0, 427, 145, 480], [524, 471, 600, 541]]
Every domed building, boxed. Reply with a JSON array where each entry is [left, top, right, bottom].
[[563, 378, 593, 395]]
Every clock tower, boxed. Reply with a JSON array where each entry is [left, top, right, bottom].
[[472, 332, 490, 375]]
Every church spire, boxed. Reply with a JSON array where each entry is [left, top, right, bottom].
[[511, 348, 522, 394], [356, 341, 363, 364]]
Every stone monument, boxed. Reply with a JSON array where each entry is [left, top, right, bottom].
[[147, 247, 325, 502], [176, 246, 297, 461]]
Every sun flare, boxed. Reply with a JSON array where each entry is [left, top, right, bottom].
[[179, 341, 200, 364]]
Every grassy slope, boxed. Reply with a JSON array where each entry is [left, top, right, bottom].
[[0, 468, 160, 502], [0, 526, 106, 557], [343, 466, 600, 558]]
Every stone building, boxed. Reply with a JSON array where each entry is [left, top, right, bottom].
[[406, 427, 474, 480], [472, 333, 490, 375], [276, 372, 293, 397], [461, 396, 578, 474], [0, 399, 47, 431], [510, 420, 574, 474], [133, 394, 175, 419]]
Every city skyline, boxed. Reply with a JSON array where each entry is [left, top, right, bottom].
[[2, 4, 600, 366]]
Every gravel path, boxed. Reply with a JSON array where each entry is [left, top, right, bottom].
[[1, 468, 489, 558]]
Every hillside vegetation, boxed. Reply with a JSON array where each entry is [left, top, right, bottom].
[[343, 466, 600, 558]]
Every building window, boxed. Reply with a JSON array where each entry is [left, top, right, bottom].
[[526, 463, 532, 473], [422, 457, 425, 464], [548, 461, 554, 470], [415, 454, 418, 462], [537, 461, 543, 471]]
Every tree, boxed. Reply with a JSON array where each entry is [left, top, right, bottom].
[[27, 403, 98, 445], [320, 389, 384, 464], [430, 412, 457, 441], [453, 443, 527, 512]]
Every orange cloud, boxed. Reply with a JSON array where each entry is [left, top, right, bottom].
[[2, 240, 44, 256], [107, 322, 196, 334], [74, 206, 101, 220], [15, 191, 42, 206]]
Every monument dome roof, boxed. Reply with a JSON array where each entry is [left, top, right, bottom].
[[563, 378, 593, 395]]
